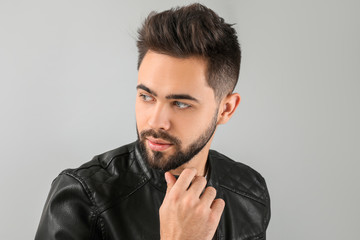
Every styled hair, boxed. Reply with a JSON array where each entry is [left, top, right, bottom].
[[136, 3, 241, 100]]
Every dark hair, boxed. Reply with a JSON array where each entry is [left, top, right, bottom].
[[137, 3, 241, 100]]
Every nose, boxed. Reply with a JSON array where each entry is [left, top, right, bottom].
[[147, 103, 171, 131]]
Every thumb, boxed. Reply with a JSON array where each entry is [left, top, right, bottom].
[[164, 171, 176, 195]]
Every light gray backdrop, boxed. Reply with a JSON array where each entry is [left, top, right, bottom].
[[1, 0, 359, 239]]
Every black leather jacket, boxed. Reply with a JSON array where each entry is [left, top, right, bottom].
[[35, 141, 270, 240]]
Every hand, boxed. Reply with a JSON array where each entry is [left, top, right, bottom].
[[159, 168, 225, 240]]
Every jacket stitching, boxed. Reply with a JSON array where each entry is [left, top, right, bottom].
[[64, 172, 97, 205], [98, 216, 107, 240], [89, 211, 99, 240], [148, 178, 167, 193], [63, 172, 103, 239], [97, 176, 149, 214], [75, 155, 121, 180], [76, 146, 134, 173]]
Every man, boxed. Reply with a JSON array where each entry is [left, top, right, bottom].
[[36, 3, 270, 240]]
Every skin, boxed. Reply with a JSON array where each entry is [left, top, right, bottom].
[[135, 50, 240, 239]]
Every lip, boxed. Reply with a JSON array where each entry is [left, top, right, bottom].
[[147, 137, 173, 151]]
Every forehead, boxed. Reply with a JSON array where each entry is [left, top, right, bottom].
[[137, 51, 214, 98]]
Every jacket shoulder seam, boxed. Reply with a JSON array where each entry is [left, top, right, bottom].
[[62, 171, 97, 206], [76, 149, 132, 172], [69, 148, 135, 182], [219, 184, 267, 206], [61, 171, 104, 239], [57, 171, 105, 239]]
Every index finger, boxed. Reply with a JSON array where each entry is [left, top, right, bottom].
[[171, 168, 197, 193]]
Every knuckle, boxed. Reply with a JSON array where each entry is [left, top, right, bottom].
[[184, 168, 196, 176], [208, 213, 218, 224], [168, 191, 180, 201], [182, 195, 195, 207], [172, 192, 179, 200], [195, 205, 207, 216], [193, 176, 207, 188]]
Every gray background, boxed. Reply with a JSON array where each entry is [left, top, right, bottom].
[[1, 0, 359, 239]]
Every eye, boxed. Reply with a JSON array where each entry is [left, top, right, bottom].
[[174, 101, 191, 109], [139, 93, 154, 102]]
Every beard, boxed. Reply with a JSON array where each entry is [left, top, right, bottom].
[[137, 109, 218, 172]]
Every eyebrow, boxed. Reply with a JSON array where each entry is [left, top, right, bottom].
[[165, 94, 199, 102], [136, 84, 157, 96], [136, 84, 199, 102]]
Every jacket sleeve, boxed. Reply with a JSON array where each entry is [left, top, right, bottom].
[[35, 172, 100, 240], [262, 176, 271, 240]]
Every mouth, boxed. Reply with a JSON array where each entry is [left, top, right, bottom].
[[146, 137, 173, 152]]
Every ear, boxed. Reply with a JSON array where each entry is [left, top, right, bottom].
[[217, 93, 241, 125]]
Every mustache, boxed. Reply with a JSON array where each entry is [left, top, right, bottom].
[[140, 129, 181, 145]]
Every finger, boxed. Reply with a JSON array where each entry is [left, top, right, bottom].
[[186, 176, 207, 198], [210, 198, 225, 222], [165, 172, 177, 195], [171, 168, 197, 193], [199, 186, 217, 207]]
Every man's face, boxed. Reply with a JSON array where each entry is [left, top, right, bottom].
[[135, 51, 219, 172]]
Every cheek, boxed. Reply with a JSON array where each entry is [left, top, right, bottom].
[[173, 110, 214, 141]]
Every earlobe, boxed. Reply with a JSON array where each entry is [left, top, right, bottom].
[[217, 93, 241, 125]]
